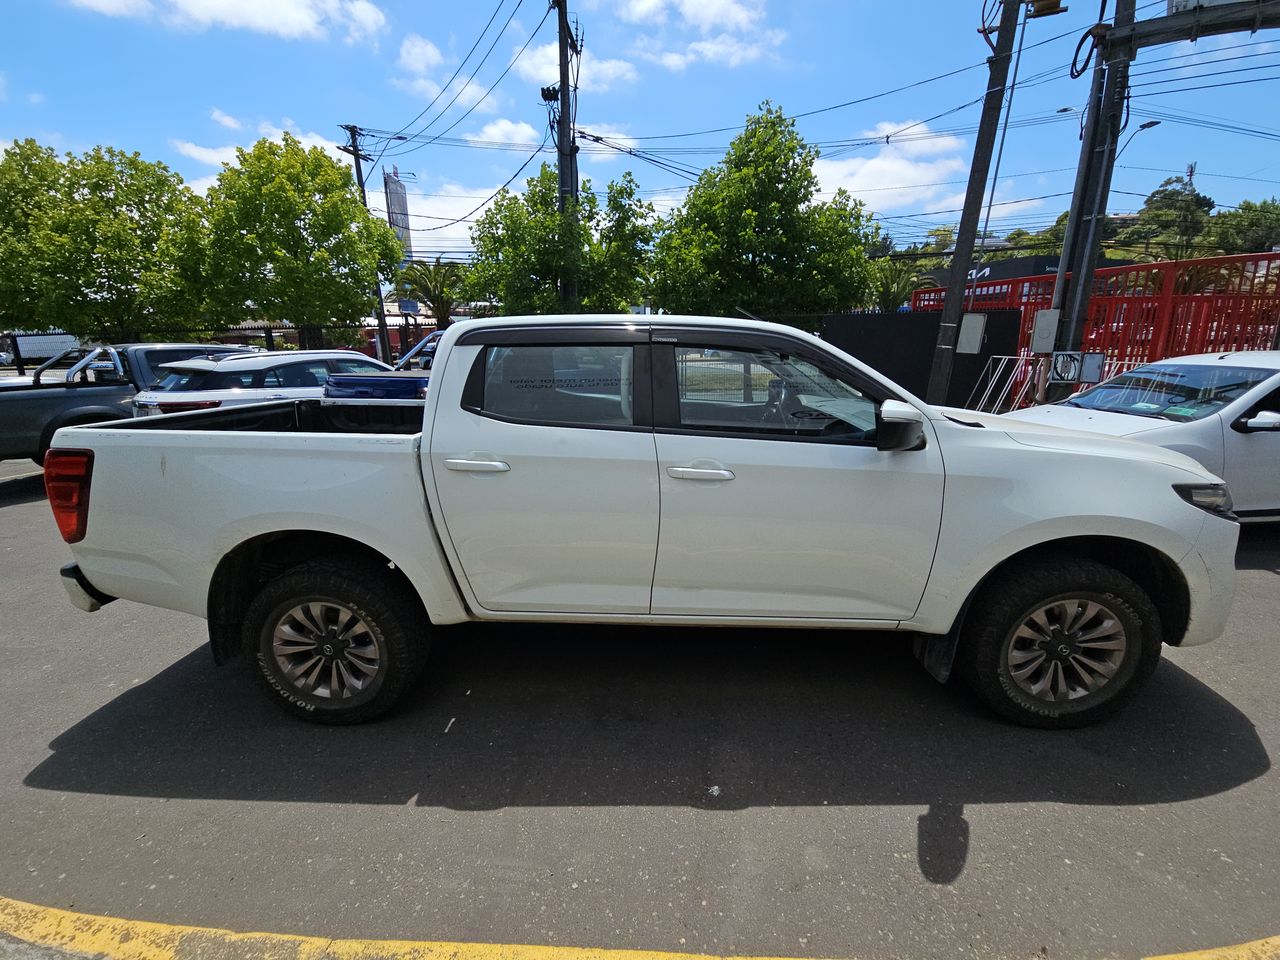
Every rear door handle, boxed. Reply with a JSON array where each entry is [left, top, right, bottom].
[[666, 466, 735, 481], [445, 458, 511, 473]]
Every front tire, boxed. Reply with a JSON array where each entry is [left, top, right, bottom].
[[958, 559, 1162, 728], [243, 559, 428, 724]]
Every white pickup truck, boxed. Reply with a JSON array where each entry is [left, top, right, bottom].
[[45, 315, 1240, 728]]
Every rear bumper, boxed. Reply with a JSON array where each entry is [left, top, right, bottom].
[[59, 563, 117, 613]]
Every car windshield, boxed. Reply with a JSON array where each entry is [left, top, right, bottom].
[[1067, 363, 1279, 422]]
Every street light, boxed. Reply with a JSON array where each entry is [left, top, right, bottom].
[[1117, 119, 1161, 159]]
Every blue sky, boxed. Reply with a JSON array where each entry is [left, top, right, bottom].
[[2, 0, 1278, 263]]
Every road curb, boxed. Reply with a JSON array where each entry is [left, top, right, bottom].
[[1, 895, 1277, 960], [0, 895, 816, 960]]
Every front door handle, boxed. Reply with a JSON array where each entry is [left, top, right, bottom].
[[445, 458, 511, 473], [666, 466, 735, 481]]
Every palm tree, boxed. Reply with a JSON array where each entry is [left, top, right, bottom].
[[869, 258, 923, 313], [396, 257, 465, 329]]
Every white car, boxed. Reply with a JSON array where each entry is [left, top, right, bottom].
[[132, 350, 391, 416], [49, 314, 1239, 729], [1004, 351, 1280, 520]]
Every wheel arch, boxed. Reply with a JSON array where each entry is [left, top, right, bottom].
[[206, 530, 428, 664], [952, 535, 1191, 647]]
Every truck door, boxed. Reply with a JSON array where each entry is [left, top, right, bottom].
[[648, 329, 945, 621], [427, 326, 660, 615]]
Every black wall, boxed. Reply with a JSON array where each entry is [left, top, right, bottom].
[[819, 309, 1020, 408]]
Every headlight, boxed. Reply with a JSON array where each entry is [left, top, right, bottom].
[[1173, 483, 1235, 519]]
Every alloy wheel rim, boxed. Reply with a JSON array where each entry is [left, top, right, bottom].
[[1005, 598, 1128, 703], [271, 601, 381, 700]]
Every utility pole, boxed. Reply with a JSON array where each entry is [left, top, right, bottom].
[[925, 0, 1022, 405], [339, 123, 393, 363], [1047, 0, 1280, 368], [552, 0, 580, 306]]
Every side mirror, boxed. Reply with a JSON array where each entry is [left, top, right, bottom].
[[877, 399, 927, 452], [1235, 410, 1280, 433]]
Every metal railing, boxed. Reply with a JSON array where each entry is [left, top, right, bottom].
[[965, 355, 1146, 413]]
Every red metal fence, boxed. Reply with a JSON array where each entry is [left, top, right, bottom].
[[911, 252, 1280, 364]]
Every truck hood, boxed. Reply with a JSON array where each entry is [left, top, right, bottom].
[[999, 403, 1170, 437], [933, 406, 1218, 482]]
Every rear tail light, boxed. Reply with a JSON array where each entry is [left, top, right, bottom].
[[44, 449, 94, 543], [156, 399, 221, 415]]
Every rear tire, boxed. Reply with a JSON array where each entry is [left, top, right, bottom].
[[958, 558, 1162, 728], [244, 558, 428, 724]]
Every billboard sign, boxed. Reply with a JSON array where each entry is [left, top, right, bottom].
[[383, 166, 414, 267]]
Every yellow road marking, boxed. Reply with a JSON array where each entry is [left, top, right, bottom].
[[1, 894, 1276, 960], [0, 895, 824, 960], [1148, 937, 1280, 960]]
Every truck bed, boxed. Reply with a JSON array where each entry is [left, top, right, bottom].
[[95, 398, 425, 436]]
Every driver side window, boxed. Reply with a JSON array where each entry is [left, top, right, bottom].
[[673, 345, 876, 441]]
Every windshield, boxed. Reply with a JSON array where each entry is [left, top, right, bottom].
[[1067, 363, 1279, 422]]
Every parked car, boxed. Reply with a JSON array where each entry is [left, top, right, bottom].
[[47, 315, 1238, 729], [394, 330, 444, 371], [0, 343, 243, 463], [132, 350, 392, 415], [1004, 351, 1280, 521]]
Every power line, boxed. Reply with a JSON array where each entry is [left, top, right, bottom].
[[390, 0, 527, 147], [410, 133, 551, 233], [372, 0, 511, 158], [1130, 74, 1280, 98]]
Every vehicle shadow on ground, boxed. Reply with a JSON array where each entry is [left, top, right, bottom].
[[1236, 523, 1280, 573], [0, 474, 46, 508], [25, 621, 1270, 885]]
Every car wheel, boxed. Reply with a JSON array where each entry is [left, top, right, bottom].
[[244, 559, 428, 724], [958, 558, 1162, 728]]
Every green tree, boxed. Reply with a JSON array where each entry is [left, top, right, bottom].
[[651, 103, 874, 317], [1212, 198, 1280, 255], [466, 165, 655, 315], [867, 258, 923, 313], [396, 256, 466, 328], [0, 139, 64, 333], [1115, 175, 1215, 260], [26, 145, 206, 341], [204, 133, 401, 338]]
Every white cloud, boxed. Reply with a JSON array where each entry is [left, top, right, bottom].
[[257, 119, 346, 161], [635, 30, 784, 70], [576, 123, 637, 164], [184, 172, 221, 195], [391, 74, 502, 115], [70, 0, 388, 43], [617, 0, 668, 24], [814, 122, 971, 214], [466, 119, 541, 145], [69, 0, 153, 14], [170, 139, 239, 166], [210, 107, 241, 130], [618, 0, 762, 32], [341, 0, 385, 44], [27, 92, 46, 105], [398, 33, 444, 73], [514, 42, 638, 93]]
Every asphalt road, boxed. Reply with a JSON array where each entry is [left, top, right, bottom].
[[1, 457, 1277, 960]]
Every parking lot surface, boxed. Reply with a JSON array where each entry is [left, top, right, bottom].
[[1, 458, 1277, 959]]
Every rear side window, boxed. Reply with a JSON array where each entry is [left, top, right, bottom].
[[164, 370, 255, 391], [331, 358, 388, 374], [473, 344, 635, 427], [264, 361, 332, 388]]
